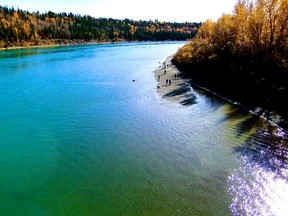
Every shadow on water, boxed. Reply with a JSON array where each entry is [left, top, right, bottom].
[[163, 83, 191, 97], [216, 100, 288, 176], [180, 94, 197, 106], [215, 103, 288, 180], [163, 83, 197, 106], [228, 116, 288, 214], [234, 128, 288, 178], [205, 90, 288, 214], [228, 129, 288, 215], [174, 81, 288, 177], [220, 106, 266, 136]]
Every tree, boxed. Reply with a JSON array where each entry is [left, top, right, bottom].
[[247, 0, 267, 53], [234, 0, 250, 54]]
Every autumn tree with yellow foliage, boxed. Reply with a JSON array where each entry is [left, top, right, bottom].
[[173, 0, 288, 129]]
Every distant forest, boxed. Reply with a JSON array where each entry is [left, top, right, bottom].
[[0, 5, 201, 48]]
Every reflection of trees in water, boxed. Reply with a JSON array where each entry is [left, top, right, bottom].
[[236, 131, 287, 178], [166, 82, 288, 214], [202, 91, 288, 177], [165, 82, 288, 176], [226, 106, 288, 216], [225, 105, 288, 178]]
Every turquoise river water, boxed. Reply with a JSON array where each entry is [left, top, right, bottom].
[[0, 42, 287, 216]]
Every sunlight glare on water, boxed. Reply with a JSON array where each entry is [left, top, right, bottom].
[[228, 142, 288, 216]]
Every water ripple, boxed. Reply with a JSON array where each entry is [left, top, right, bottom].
[[228, 153, 288, 216]]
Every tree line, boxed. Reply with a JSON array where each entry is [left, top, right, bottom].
[[174, 0, 288, 65], [173, 0, 288, 129], [0, 5, 201, 47]]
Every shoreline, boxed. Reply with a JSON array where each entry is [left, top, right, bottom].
[[0, 39, 122, 51], [155, 56, 287, 133], [0, 39, 183, 51], [190, 81, 287, 132], [154, 55, 193, 104]]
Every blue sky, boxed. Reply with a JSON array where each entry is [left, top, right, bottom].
[[0, 0, 237, 22]]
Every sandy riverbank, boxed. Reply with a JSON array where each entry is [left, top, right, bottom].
[[154, 55, 197, 105], [163, 59, 288, 132], [155, 55, 287, 131]]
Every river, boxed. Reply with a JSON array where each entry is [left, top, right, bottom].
[[0, 42, 287, 215]]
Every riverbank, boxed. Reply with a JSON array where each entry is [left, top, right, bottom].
[[154, 55, 196, 105], [0, 39, 120, 51], [156, 56, 288, 133]]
